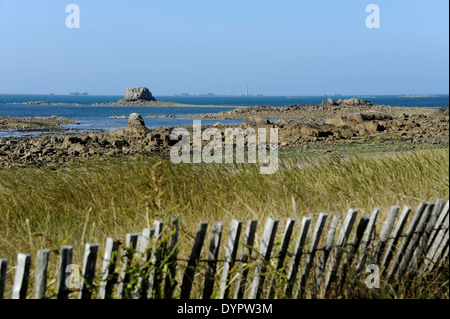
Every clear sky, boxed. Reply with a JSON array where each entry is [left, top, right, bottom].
[[0, 0, 448, 96]]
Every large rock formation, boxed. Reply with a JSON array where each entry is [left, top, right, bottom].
[[124, 87, 156, 102]]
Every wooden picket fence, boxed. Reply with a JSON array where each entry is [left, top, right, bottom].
[[0, 199, 448, 299]]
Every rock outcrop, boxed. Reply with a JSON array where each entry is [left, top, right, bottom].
[[124, 87, 156, 102], [125, 113, 150, 134]]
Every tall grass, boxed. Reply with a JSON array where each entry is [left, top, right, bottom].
[[0, 148, 448, 298]]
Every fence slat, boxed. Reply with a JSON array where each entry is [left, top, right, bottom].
[[396, 203, 433, 279], [164, 217, 179, 299], [285, 217, 312, 298], [117, 233, 139, 299], [427, 200, 449, 250], [148, 221, 164, 299], [312, 214, 341, 299], [133, 228, 154, 299], [381, 206, 412, 271], [234, 220, 258, 299], [386, 202, 427, 281], [296, 213, 328, 299], [219, 219, 242, 299], [409, 202, 436, 269], [0, 259, 7, 300], [34, 249, 50, 299], [424, 215, 449, 272], [79, 244, 99, 300], [355, 208, 380, 275], [371, 206, 400, 265], [99, 237, 120, 299], [203, 221, 224, 299], [180, 222, 208, 299], [338, 214, 370, 295], [12, 253, 31, 299], [248, 217, 279, 299], [267, 218, 296, 299], [323, 209, 359, 296], [56, 246, 73, 299]]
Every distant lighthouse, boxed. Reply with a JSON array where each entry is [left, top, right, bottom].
[[245, 85, 248, 97]]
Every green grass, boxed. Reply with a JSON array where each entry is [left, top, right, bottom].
[[0, 148, 448, 298]]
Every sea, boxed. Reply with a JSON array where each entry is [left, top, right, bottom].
[[0, 94, 448, 137]]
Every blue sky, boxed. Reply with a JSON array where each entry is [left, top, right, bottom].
[[0, 0, 448, 95]]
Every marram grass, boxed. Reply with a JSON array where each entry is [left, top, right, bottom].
[[0, 148, 448, 298]]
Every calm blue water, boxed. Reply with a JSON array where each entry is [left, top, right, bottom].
[[0, 94, 448, 136]]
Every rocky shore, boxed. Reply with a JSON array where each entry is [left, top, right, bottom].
[[0, 116, 80, 131], [0, 102, 448, 168]]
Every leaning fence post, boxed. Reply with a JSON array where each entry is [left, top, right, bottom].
[[285, 217, 312, 298], [338, 214, 370, 294], [426, 200, 449, 251], [79, 243, 99, 299], [180, 222, 208, 299], [396, 203, 433, 279], [248, 217, 279, 299], [56, 246, 73, 299], [380, 206, 412, 271], [371, 206, 400, 265], [408, 202, 435, 270], [234, 220, 258, 299], [117, 233, 139, 299], [12, 253, 31, 299], [148, 221, 164, 299], [203, 221, 224, 299], [99, 237, 120, 299], [323, 209, 358, 297], [267, 218, 296, 299], [164, 217, 179, 299], [386, 202, 427, 281], [218, 219, 242, 299], [423, 212, 449, 272], [312, 214, 341, 299], [0, 259, 7, 300], [355, 208, 380, 276], [34, 249, 50, 299]]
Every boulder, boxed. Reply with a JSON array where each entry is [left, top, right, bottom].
[[124, 87, 156, 101], [243, 117, 272, 127], [125, 113, 150, 134]]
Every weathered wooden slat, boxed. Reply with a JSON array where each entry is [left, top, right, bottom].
[[424, 215, 449, 272], [203, 221, 224, 299], [12, 253, 31, 299], [396, 202, 433, 279], [133, 228, 154, 299], [312, 214, 341, 299], [296, 213, 328, 299], [234, 220, 258, 299], [380, 206, 412, 271], [284, 217, 312, 298], [409, 202, 436, 269], [355, 208, 380, 275], [267, 218, 296, 299], [371, 206, 400, 265], [0, 259, 7, 300], [219, 219, 243, 299], [164, 217, 179, 299], [79, 243, 99, 299], [422, 200, 448, 271], [34, 249, 50, 299], [180, 222, 208, 299], [339, 214, 370, 294], [117, 233, 140, 299], [99, 237, 120, 299], [386, 202, 427, 281], [438, 246, 449, 269], [56, 246, 73, 299], [248, 217, 279, 299], [148, 221, 165, 299], [427, 200, 449, 250], [323, 209, 359, 296]]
